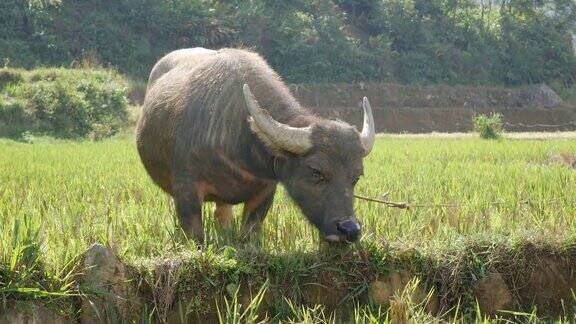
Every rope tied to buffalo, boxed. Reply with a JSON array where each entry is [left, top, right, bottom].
[[353, 193, 511, 210]]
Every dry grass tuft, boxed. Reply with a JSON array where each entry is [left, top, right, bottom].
[[549, 152, 576, 169], [152, 258, 184, 322]]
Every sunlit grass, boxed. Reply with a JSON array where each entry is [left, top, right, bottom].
[[1, 137, 575, 263]]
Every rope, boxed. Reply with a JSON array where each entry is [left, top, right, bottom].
[[354, 194, 503, 210]]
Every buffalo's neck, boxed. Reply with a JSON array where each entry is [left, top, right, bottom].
[[268, 100, 318, 128]]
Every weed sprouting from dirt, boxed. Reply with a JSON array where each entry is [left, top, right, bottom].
[[216, 280, 269, 324], [473, 113, 503, 139], [0, 217, 80, 319], [389, 277, 438, 323], [284, 299, 335, 323]]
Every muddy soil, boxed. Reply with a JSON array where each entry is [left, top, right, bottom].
[[0, 302, 71, 324]]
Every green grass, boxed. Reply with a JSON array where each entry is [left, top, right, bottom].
[[0, 136, 575, 321]]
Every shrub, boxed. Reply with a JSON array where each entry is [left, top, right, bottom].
[[0, 68, 128, 140], [473, 113, 503, 139], [0, 95, 30, 138], [0, 69, 24, 90], [551, 84, 576, 104]]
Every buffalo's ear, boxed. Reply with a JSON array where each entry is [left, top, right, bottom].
[[247, 116, 286, 156]]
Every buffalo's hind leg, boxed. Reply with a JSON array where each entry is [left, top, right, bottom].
[[241, 185, 276, 242], [214, 202, 234, 229], [174, 190, 204, 245]]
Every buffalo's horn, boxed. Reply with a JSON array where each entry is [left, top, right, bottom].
[[243, 84, 313, 154], [360, 97, 375, 156]]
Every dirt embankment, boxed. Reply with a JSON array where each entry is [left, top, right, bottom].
[[7, 242, 576, 323], [129, 82, 575, 133], [290, 83, 576, 133]]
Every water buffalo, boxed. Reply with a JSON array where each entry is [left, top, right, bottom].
[[136, 47, 375, 244]]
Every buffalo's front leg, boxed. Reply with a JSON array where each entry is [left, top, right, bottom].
[[174, 190, 204, 244], [241, 185, 276, 240]]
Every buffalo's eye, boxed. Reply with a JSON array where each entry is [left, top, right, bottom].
[[311, 168, 326, 183]]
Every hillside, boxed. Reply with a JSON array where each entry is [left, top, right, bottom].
[[1, 0, 575, 86]]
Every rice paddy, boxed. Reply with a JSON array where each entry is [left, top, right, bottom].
[[1, 134, 575, 322]]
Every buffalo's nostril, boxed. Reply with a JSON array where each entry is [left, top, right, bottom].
[[337, 219, 360, 237]]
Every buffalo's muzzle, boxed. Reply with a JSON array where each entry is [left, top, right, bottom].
[[337, 219, 361, 242]]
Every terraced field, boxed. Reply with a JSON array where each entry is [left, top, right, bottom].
[[1, 135, 575, 322]]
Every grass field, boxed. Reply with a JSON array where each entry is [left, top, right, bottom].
[[1, 135, 575, 322]]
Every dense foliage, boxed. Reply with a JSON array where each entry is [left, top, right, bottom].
[[0, 0, 575, 85], [0, 68, 128, 139]]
